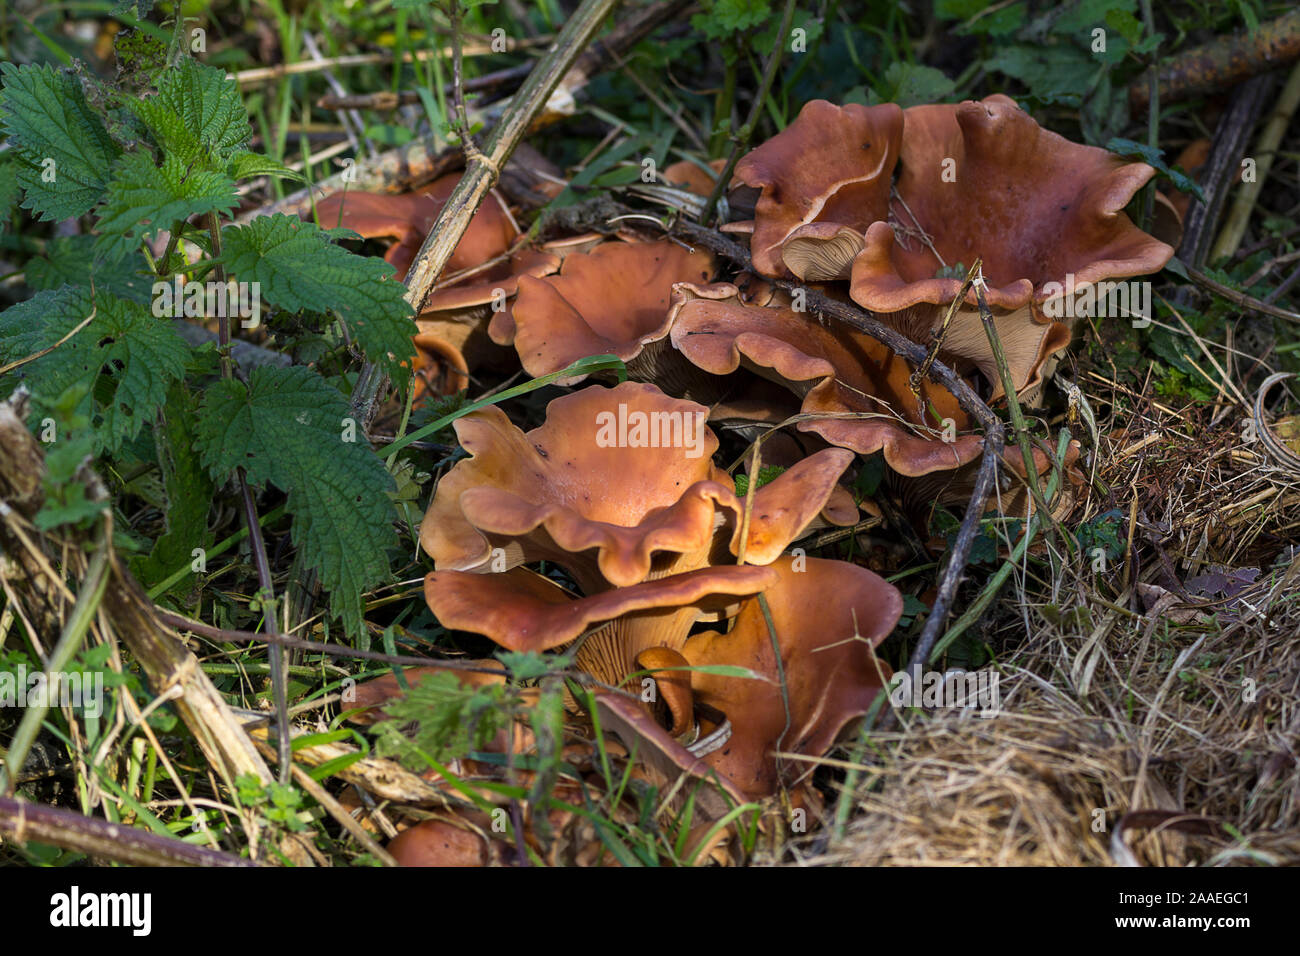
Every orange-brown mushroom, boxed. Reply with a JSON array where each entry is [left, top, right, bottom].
[[497, 240, 716, 384], [420, 382, 728, 587], [683, 555, 899, 799], [421, 382, 856, 583], [668, 282, 983, 476], [734, 99, 903, 279], [419, 382, 859, 685], [313, 173, 517, 282], [388, 818, 494, 866], [849, 95, 1175, 395], [592, 554, 902, 806], [660, 158, 730, 198]]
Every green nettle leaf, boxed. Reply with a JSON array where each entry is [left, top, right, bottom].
[[0, 62, 122, 221], [0, 287, 187, 450], [131, 381, 215, 595], [0, 160, 19, 235], [692, 0, 772, 38], [1106, 137, 1207, 202], [25, 235, 156, 305], [193, 365, 398, 637], [221, 215, 416, 383], [876, 62, 956, 108], [225, 150, 305, 184], [130, 58, 251, 165], [96, 152, 239, 260], [984, 43, 1099, 106]]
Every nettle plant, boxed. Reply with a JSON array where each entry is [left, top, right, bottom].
[[0, 39, 416, 637]]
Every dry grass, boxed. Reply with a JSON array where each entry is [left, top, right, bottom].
[[803, 382, 1300, 867]]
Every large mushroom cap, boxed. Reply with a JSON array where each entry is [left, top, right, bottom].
[[735, 99, 903, 279], [850, 95, 1174, 313], [504, 240, 716, 384], [845, 95, 1172, 395], [669, 283, 982, 476], [419, 381, 731, 587], [420, 381, 856, 590]]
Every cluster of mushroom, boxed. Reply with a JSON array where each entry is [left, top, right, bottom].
[[732, 94, 1177, 398], [359, 382, 900, 864], [319, 94, 1178, 865]]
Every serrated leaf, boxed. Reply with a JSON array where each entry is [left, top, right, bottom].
[[220, 215, 415, 383], [96, 151, 238, 260], [131, 381, 215, 596], [876, 62, 956, 108], [1106, 137, 1206, 202], [0, 62, 122, 221], [193, 365, 398, 637], [25, 235, 156, 306], [0, 288, 188, 451], [984, 43, 1099, 105], [0, 160, 20, 235], [691, 0, 772, 38], [226, 150, 305, 183], [130, 58, 251, 165], [1053, 0, 1135, 34]]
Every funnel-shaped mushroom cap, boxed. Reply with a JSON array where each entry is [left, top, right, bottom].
[[735, 100, 902, 278], [504, 241, 715, 384], [684, 555, 900, 799], [669, 284, 982, 476], [420, 382, 733, 588], [313, 173, 516, 281], [421, 381, 855, 589], [850, 96, 1173, 313], [844, 96, 1173, 396]]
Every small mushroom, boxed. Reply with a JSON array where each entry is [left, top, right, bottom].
[[388, 819, 494, 867], [312, 173, 517, 282], [780, 222, 867, 282], [660, 158, 730, 198]]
